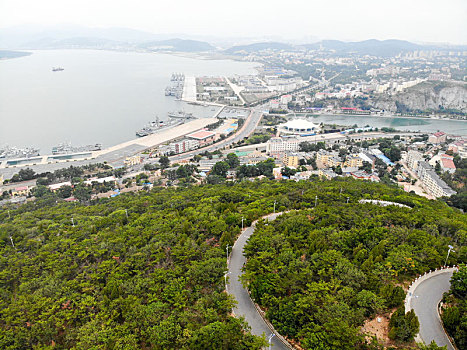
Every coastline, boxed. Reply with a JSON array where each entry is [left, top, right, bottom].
[[296, 112, 467, 122], [0, 118, 217, 178], [0, 50, 32, 60]]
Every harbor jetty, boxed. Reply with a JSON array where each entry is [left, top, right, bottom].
[[0, 118, 217, 179]]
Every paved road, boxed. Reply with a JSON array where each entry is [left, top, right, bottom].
[[227, 212, 290, 350], [169, 107, 264, 162], [409, 271, 454, 349]]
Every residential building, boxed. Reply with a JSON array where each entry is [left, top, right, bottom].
[[428, 132, 447, 144], [318, 169, 338, 180], [350, 171, 380, 182], [416, 161, 432, 180], [280, 94, 293, 104], [84, 176, 116, 186], [406, 150, 423, 170], [124, 155, 143, 167], [12, 186, 30, 197], [440, 154, 456, 174], [48, 181, 72, 192], [328, 156, 343, 167], [266, 137, 300, 155], [344, 155, 363, 168], [422, 170, 456, 197], [282, 152, 299, 167], [170, 139, 200, 154]]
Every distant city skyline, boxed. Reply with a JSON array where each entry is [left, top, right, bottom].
[[0, 0, 466, 45]]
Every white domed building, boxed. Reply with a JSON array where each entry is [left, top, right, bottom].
[[279, 119, 321, 134]]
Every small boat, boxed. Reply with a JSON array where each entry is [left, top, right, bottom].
[[52, 67, 64, 72]]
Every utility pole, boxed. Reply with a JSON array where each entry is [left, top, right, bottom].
[[268, 334, 276, 350], [444, 245, 455, 266], [226, 244, 230, 262], [125, 209, 128, 219], [315, 195, 318, 207], [346, 197, 349, 204], [241, 217, 244, 231], [273, 200, 277, 213], [71, 217, 75, 227], [8, 210, 11, 219], [9, 235, 15, 249], [223, 271, 231, 289]]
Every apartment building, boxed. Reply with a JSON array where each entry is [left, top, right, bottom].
[[406, 150, 424, 170], [266, 137, 300, 155]]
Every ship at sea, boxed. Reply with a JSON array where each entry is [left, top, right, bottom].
[[51, 142, 102, 155], [52, 67, 64, 72], [136, 117, 184, 137], [167, 111, 193, 119]]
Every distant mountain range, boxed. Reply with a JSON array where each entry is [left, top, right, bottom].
[[139, 39, 215, 52], [225, 39, 467, 57], [1, 25, 466, 56], [224, 42, 295, 54], [301, 39, 423, 57]]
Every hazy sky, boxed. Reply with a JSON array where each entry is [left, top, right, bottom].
[[1, 0, 466, 44]]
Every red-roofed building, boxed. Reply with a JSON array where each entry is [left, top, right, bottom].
[[440, 154, 456, 174], [187, 130, 216, 146], [12, 186, 30, 196], [428, 131, 447, 144]]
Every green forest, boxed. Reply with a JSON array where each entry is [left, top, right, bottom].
[[441, 266, 467, 349], [241, 184, 466, 349], [0, 179, 465, 349]]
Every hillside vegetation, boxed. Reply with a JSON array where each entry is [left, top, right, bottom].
[[242, 186, 466, 349], [0, 179, 465, 349]]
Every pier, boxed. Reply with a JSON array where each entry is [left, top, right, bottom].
[[0, 118, 217, 179]]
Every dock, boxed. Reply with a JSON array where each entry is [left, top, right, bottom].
[[0, 118, 217, 179], [182, 76, 197, 102]]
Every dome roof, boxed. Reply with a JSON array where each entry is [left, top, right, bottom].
[[280, 119, 321, 133]]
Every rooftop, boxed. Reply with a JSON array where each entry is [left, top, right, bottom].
[[432, 131, 446, 137], [187, 130, 216, 140]]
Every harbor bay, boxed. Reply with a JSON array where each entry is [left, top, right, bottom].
[[0, 49, 258, 154], [307, 114, 467, 136]]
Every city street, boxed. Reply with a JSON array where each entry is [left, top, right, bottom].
[[169, 107, 264, 162]]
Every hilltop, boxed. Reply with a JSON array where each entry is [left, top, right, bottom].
[[0, 179, 465, 349]]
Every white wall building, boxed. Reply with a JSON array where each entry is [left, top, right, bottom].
[[266, 137, 300, 155]]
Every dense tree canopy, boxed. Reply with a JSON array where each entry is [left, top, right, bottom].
[[0, 178, 465, 349], [441, 265, 467, 349], [242, 185, 466, 349]]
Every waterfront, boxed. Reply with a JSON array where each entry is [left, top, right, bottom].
[[307, 114, 467, 136], [0, 49, 258, 154]]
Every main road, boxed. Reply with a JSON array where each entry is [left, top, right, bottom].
[[408, 269, 455, 349], [227, 212, 291, 350], [169, 107, 264, 163]]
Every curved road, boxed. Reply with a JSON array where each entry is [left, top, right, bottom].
[[227, 212, 290, 349], [409, 270, 455, 349], [169, 108, 264, 162]]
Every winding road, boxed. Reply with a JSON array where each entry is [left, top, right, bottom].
[[227, 212, 291, 349], [408, 269, 456, 349]]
